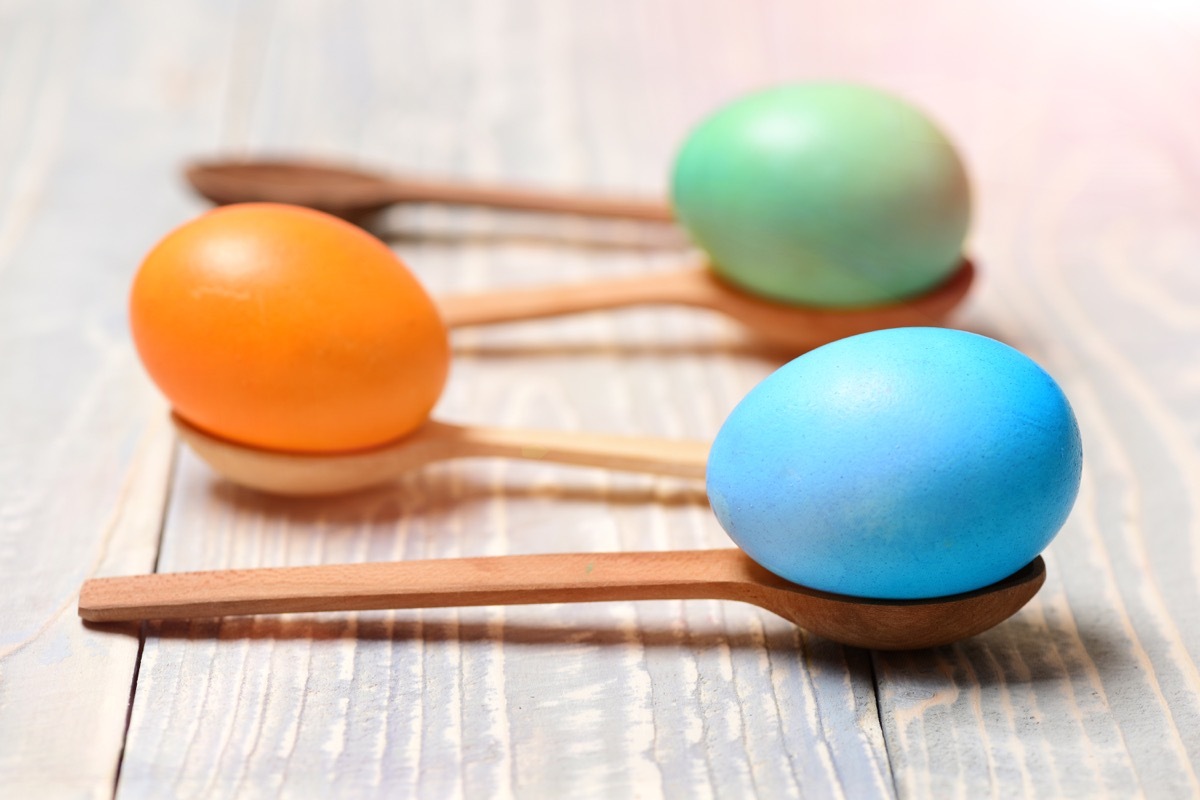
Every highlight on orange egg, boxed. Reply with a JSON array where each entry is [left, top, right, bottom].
[[129, 202, 450, 453]]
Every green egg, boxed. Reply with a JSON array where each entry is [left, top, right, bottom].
[[671, 83, 971, 307]]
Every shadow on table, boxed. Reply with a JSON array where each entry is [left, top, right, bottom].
[[447, 318, 1008, 364], [871, 612, 1128, 688], [85, 603, 1122, 686], [201, 468, 710, 528], [372, 219, 691, 253], [92, 614, 858, 667], [360, 212, 691, 253], [451, 335, 797, 362]]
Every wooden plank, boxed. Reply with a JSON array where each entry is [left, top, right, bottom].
[[115, 1, 895, 797], [60, 0, 1200, 797], [0, 1, 242, 796], [746, 1, 1200, 796]]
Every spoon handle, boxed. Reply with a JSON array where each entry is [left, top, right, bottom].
[[173, 415, 709, 496], [439, 266, 714, 328], [383, 177, 674, 221], [79, 549, 751, 623], [425, 421, 709, 479]]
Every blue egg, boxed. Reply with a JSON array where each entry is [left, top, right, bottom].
[[706, 328, 1082, 599]]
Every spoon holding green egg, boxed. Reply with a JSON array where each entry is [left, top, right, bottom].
[[189, 84, 977, 348], [445, 83, 975, 339]]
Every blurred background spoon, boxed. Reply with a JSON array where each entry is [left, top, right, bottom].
[[186, 158, 674, 223]]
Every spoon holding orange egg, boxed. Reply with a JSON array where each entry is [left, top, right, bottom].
[[132, 202, 713, 491]]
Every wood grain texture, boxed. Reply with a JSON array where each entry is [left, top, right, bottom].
[[816, 2, 1200, 795], [114, 2, 893, 797], [2, 0, 1198, 797], [0, 1, 239, 796]]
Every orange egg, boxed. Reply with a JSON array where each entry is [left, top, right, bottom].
[[130, 203, 450, 453]]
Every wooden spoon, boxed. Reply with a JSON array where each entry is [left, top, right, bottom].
[[186, 160, 974, 352], [185, 159, 674, 222], [77, 549, 1045, 650], [439, 259, 975, 352], [174, 414, 709, 496], [174, 251, 968, 494]]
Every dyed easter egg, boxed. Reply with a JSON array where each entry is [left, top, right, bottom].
[[671, 84, 970, 307], [130, 203, 449, 453], [706, 328, 1082, 599]]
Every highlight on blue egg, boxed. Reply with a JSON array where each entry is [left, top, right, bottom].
[[706, 327, 1083, 600]]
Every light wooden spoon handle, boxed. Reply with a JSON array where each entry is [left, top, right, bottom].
[[438, 260, 977, 354], [417, 421, 709, 479], [77, 551, 1049, 650], [79, 550, 750, 623], [439, 266, 712, 327], [381, 176, 674, 221], [174, 416, 710, 496]]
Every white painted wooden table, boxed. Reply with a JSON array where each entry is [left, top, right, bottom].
[[2, 1, 1198, 796]]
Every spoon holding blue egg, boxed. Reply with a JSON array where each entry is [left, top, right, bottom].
[[80, 329, 1082, 649]]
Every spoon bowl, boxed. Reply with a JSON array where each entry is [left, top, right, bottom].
[[186, 160, 398, 220], [78, 549, 1045, 650]]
